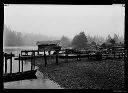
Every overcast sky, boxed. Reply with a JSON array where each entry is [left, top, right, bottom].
[[4, 4, 125, 39]]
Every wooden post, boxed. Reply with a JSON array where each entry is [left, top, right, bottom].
[[38, 51, 39, 55], [31, 54, 33, 70], [56, 51, 58, 65], [44, 50, 47, 67], [21, 51, 22, 56], [21, 59, 23, 72], [10, 52, 12, 73], [34, 52, 35, 69], [19, 54, 20, 72], [65, 49, 68, 62], [5, 54, 7, 74], [48, 51, 51, 55]]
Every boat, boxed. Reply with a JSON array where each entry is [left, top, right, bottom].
[[3, 69, 37, 82]]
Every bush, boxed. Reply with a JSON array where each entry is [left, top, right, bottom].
[[95, 51, 102, 60]]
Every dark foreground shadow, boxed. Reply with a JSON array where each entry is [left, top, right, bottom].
[[3, 69, 37, 82]]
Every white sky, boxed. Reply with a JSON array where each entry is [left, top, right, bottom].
[[4, 4, 125, 39]]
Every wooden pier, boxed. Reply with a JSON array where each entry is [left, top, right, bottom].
[[3, 52, 37, 82]]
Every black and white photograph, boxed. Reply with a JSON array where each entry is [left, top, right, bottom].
[[3, 4, 126, 91]]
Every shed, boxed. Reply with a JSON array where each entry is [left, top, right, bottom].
[[36, 40, 61, 52]]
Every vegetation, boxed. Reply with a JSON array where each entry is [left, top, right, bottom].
[[72, 32, 88, 49], [34, 57, 124, 90], [3, 24, 60, 46], [60, 36, 71, 48]]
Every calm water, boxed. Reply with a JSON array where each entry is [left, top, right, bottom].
[[3, 46, 63, 89]]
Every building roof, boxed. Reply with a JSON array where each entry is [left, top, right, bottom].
[[36, 40, 60, 46]]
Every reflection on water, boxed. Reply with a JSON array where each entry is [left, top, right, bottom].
[[4, 71, 63, 89], [3, 46, 63, 89]]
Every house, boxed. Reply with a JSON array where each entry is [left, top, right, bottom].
[[36, 40, 61, 52]]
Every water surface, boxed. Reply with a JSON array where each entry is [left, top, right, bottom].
[[3, 46, 63, 89]]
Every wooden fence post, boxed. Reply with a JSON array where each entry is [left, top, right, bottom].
[[34, 52, 35, 69], [21, 59, 23, 72], [19, 54, 20, 72], [44, 50, 47, 67], [21, 51, 22, 56], [5, 54, 7, 74], [31, 54, 33, 70], [10, 52, 12, 73]]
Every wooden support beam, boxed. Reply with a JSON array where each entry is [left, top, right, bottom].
[[19, 54, 20, 72], [10, 52, 12, 73], [44, 50, 47, 67], [48, 51, 51, 55], [21, 51, 22, 56], [34, 52, 35, 69], [31, 54, 33, 70], [21, 59, 23, 72], [5, 56, 7, 74]]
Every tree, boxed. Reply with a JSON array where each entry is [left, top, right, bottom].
[[60, 36, 71, 48], [106, 35, 112, 44], [110, 38, 116, 45], [72, 31, 88, 49], [113, 34, 119, 44]]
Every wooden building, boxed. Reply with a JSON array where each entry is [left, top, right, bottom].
[[36, 40, 61, 66], [36, 40, 61, 52]]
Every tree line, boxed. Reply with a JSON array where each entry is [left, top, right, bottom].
[[3, 25, 60, 46], [60, 32, 124, 49], [4, 24, 124, 49]]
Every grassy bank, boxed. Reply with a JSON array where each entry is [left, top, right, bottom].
[[30, 57, 125, 90]]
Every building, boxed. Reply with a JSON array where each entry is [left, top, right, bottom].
[[36, 40, 61, 52]]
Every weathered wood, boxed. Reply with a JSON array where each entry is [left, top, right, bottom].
[[48, 51, 51, 55], [44, 50, 47, 67], [5, 57, 7, 74], [33, 52, 35, 69], [3, 69, 37, 82], [31, 54, 33, 70], [10, 52, 12, 73], [21, 60, 23, 72], [19, 54, 20, 72]]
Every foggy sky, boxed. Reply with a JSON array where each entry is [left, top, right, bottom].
[[4, 4, 125, 39]]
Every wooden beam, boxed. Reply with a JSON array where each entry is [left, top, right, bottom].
[[19, 54, 20, 72], [21, 59, 23, 72], [10, 52, 12, 73], [31, 54, 33, 70], [5, 57, 7, 74], [44, 50, 47, 67]]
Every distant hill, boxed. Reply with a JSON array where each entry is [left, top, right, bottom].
[[3, 24, 60, 47]]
